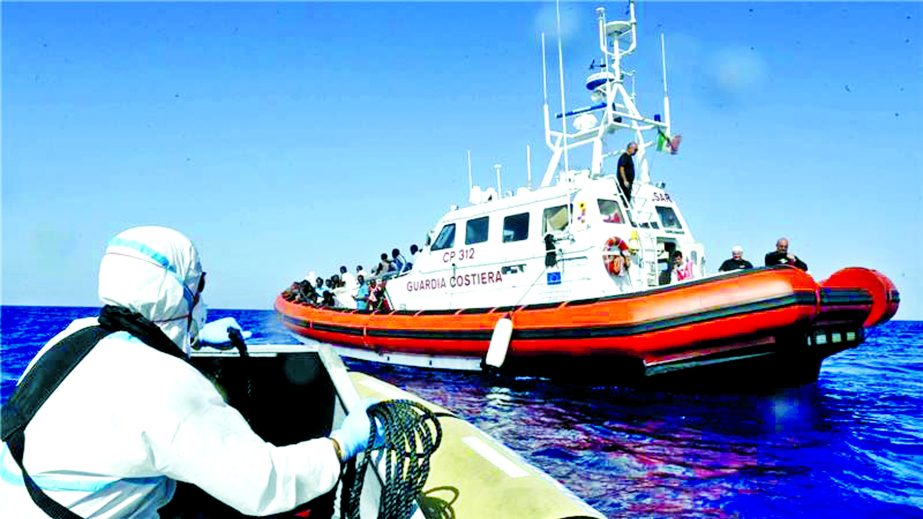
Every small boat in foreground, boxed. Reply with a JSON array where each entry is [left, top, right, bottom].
[[168, 343, 603, 518], [276, 1, 899, 387]]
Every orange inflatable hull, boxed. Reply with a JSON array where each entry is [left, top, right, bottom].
[[276, 266, 899, 385]]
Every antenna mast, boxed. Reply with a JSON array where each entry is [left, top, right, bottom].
[[555, 0, 570, 176], [537, 0, 673, 188], [467, 150, 473, 192], [661, 33, 672, 136], [526, 144, 532, 189], [494, 163, 503, 199]]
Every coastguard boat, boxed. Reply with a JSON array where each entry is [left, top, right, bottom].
[[166, 343, 604, 518], [276, 1, 900, 387]]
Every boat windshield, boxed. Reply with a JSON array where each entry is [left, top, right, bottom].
[[656, 206, 684, 233], [598, 199, 625, 224], [432, 223, 456, 250]]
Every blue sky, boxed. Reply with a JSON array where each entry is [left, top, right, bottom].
[[2, 2, 921, 320]]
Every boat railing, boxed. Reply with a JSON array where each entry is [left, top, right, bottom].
[[609, 181, 652, 229], [627, 190, 657, 228]]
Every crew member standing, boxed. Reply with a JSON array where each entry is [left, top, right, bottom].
[[617, 142, 638, 204], [670, 250, 695, 283]]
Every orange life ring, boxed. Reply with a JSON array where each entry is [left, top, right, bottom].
[[603, 236, 630, 275]]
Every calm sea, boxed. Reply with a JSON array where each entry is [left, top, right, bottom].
[[2, 306, 922, 518]]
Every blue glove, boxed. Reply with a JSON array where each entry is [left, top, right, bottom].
[[330, 403, 372, 461]]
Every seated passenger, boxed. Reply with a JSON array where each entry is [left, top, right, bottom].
[[376, 253, 392, 277], [282, 283, 298, 302], [391, 248, 407, 274], [340, 266, 357, 291], [302, 280, 319, 304], [406, 244, 419, 271], [321, 290, 336, 307], [292, 280, 313, 304], [324, 278, 339, 304]]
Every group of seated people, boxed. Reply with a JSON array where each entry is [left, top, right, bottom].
[[281, 266, 389, 311], [282, 242, 420, 311]]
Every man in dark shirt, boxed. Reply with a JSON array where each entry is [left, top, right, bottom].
[[718, 245, 754, 272], [617, 142, 638, 204], [765, 237, 808, 271]]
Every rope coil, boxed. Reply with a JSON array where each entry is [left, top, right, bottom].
[[342, 400, 443, 519]]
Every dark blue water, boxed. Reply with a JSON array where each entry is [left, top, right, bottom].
[[2, 306, 922, 518]]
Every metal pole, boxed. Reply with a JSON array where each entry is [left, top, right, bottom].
[[661, 33, 672, 133], [494, 163, 503, 199], [526, 144, 532, 189], [467, 150, 473, 192], [556, 0, 570, 176]]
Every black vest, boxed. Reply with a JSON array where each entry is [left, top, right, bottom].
[[1, 306, 186, 518]]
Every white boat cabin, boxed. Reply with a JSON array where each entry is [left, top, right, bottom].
[[387, 174, 704, 311]]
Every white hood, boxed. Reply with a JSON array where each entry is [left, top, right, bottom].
[[98, 226, 205, 353]]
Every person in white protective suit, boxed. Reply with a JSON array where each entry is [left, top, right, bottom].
[[0, 226, 370, 518]]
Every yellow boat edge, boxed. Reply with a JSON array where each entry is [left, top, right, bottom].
[[350, 372, 606, 519]]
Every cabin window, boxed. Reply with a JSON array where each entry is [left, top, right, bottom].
[[656, 206, 684, 233], [502, 213, 529, 243], [465, 216, 489, 245], [597, 199, 625, 224], [542, 205, 569, 234], [431, 223, 456, 251]]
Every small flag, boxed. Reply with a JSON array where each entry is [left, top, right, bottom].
[[656, 131, 669, 152], [670, 134, 682, 155], [656, 130, 682, 155], [547, 271, 562, 285]]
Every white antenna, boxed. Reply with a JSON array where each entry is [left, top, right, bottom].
[[555, 0, 569, 175], [493, 163, 503, 199], [660, 34, 669, 94], [660, 32, 672, 134], [541, 33, 555, 151], [526, 144, 532, 189], [541, 33, 549, 103], [467, 150, 473, 191]]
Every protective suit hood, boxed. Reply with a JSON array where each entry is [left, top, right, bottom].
[[98, 226, 205, 354]]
